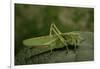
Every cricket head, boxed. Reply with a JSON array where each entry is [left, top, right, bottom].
[[63, 32, 83, 46]]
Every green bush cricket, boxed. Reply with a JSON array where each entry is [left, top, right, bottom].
[[23, 23, 82, 54]]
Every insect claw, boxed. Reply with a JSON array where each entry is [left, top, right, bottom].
[[74, 49, 76, 54], [49, 52, 53, 56], [66, 51, 68, 55]]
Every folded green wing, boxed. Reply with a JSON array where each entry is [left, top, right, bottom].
[[23, 35, 57, 46]]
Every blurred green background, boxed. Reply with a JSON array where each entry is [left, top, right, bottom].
[[15, 4, 94, 57]]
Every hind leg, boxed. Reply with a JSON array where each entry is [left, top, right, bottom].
[[74, 45, 77, 53], [65, 45, 69, 54]]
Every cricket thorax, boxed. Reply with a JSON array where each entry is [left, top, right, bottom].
[[62, 32, 82, 46]]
